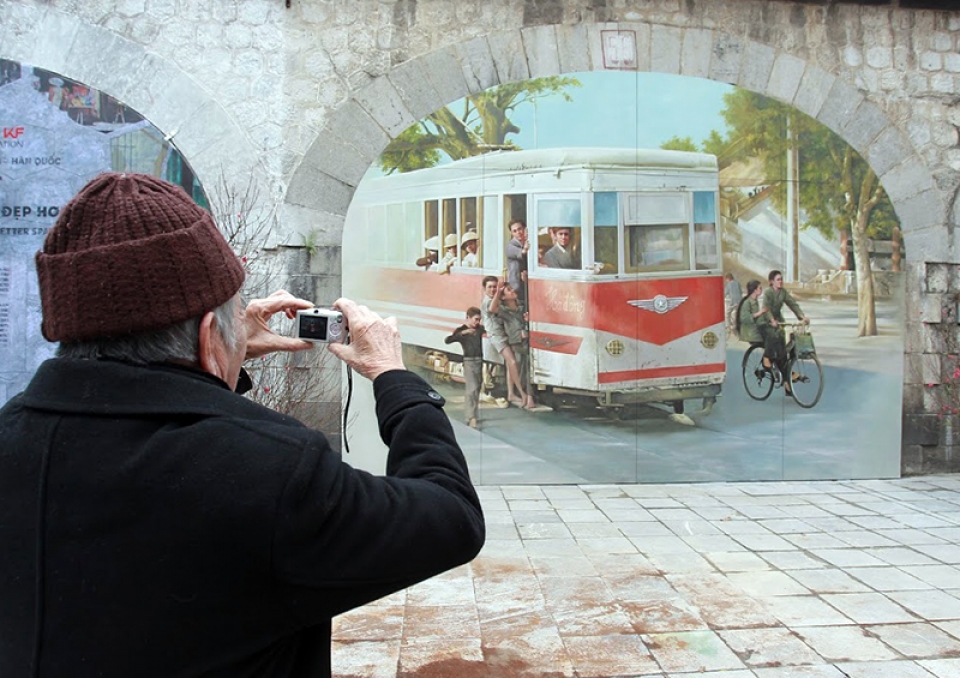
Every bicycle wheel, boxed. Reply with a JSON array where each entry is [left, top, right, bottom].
[[742, 345, 774, 401], [789, 353, 824, 408]]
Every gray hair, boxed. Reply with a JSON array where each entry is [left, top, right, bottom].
[[57, 296, 241, 365]]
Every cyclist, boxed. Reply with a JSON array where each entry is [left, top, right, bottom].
[[735, 279, 766, 346], [760, 269, 809, 396]]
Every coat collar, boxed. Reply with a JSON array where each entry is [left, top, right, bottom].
[[19, 358, 289, 422]]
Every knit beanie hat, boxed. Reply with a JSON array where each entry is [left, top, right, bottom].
[[35, 172, 245, 342]]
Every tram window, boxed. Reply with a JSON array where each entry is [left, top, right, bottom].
[[424, 200, 439, 240], [460, 196, 480, 267], [442, 198, 457, 261], [385, 203, 404, 265], [694, 222, 718, 270], [693, 191, 718, 271], [403, 201, 421, 265], [369, 204, 387, 263], [594, 192, 619, 274], [504, 194, 527, 247], [537, 198, 582, 270], [625, 223, 690, 273]]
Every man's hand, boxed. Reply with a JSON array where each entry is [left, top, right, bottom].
[[244, 290, 315, 360], [802, 316, 811, 325], [327, 298, 405, 381]]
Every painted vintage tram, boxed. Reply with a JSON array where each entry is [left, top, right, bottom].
[[343, 147, 726, 415]]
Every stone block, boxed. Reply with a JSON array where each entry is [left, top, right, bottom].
[[894, 188, 945, 234], [387, 58, 443, 122], [793, 65, 836, 120], [421, 46, 470, 108], [766, 53, 805, 105], [29, 9, 82, 75], [353, 77, 416, 138], [651, 25, 681, 75], [173, 100, 239, 158], [457, 36, 498, 93], [926, 262, 952, 293], [737, 40, 775, 93], [522, 24, 561, 78], [866, 126, 916, 178], [275, 204, 347, 249], [307, 245, 343, 277], [904, 353, 923, 386], [286, 166, 354, 216], [709, 33, 742, 85], [488, 29, 530, 84], [322, 100, 391, 173], [902, 225, 951, 264], [922, 351, 943, 384], [903, 413, 940, 445], [901, 443, 925, 475], [881, 156, 937, 204], [188, 134, 261, 196], [300, 133, 370, 189], [817, 77, 864, 137], [840, 100, 889, 156], [903, 383, 924, 411], [556, 23, 591, 74], [680, 28, 712, 80], [0, 3, 47, 62]]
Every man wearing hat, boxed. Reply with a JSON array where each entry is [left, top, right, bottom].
[[461, 229, 479, 268], [437, 232, 460, 274], [0, 173, 484, 677]]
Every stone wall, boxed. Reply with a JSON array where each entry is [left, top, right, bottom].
[[3, 0, 960, 472]]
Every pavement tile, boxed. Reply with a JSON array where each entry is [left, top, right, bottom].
[[920, 657, 960, 677], [646, 551, 716, 574], [820, 592, 919, 624], [846, 566, 933, 591], [642, 630, 747, 673], [761, 550, 830, 570], [863, 547, 939, 566], [484, 523, 520, 540], [913, 544, 960, 565], [705, 550, 772, 572], [874, 529, 947, 546], [522, 538, 584, 558], [566, 521, 624, 539], [585, 551, 661, 575], [732, 533, 798, 551], [719, 626, 824, 667], [602, 508, 658, 522], [562, 634, 661, 677], [577, 536, 640, 555], [557, 508, 610, 523], [508, 499, 553, 512], [482, 509, 515, 524], [477, 539, 527, 557], [510, 509, 563, 524], [810, 549, 888, 568], [865, 622, 960, 658], [669, 574, 778, 628], [517, 522, 573, 539], [397, 636, 484, 676], [727, 570, 811, 597], [664, 519, 725, 536], [830, 530, 901, 548], [404, 570, 476, 607], [787, 568, 872, 594], [619, 595, 709, 634], [333, 605, 405, 641], [884, 589, 960, 621], [783, 533, 851, 549], [833, 659, 943, 676], [845, 515, 906, 530], [332, 639, 400, 678], [632, 535, 700, 554], [681, 535, 747, 553], [793, 625, 900, 661], [757, 518, 817, 533], [402, 603, 481, 640], [758, 595, 854, 626], [619, 521, 675, 537], [937, 620, 960, 639], [529, 555, 598, 577], [752, 667, 847, 677]]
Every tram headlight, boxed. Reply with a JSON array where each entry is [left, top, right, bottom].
[[605, 339, 625, 356], [701, 331, 719, 349]]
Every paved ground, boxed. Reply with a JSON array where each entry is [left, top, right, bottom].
[[332, 474, 960, 677]]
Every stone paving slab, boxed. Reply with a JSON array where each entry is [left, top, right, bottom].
[[332, 474, 960, 677]]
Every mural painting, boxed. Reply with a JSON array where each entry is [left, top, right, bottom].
[[342, 71, 905, 485], [0, 59, 203, 405]]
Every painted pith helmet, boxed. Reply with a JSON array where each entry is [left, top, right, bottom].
[[444, 233, 459, 249], [423, 235, 439, 251], [461, 231, 479, 247]]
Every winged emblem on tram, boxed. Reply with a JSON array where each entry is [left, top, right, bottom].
[[628, 294, 689, 314]]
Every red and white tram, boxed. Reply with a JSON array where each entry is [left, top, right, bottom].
[[343, 147, 726, 415]]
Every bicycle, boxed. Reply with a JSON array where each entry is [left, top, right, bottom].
[[741, 323, 824, 408]]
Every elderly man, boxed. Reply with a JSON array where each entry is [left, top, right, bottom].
[[0, 173, 484, 678]]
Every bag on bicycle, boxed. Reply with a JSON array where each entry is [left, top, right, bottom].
[[794, 332, 816, 358]]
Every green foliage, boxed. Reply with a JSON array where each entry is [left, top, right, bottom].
[[379, 76, 582, 174], [660, 135, 698, 152]]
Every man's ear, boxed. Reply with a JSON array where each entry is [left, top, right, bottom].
[[198, 311, 227, 381]]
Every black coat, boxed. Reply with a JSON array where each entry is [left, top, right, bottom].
[[0, 359, 485, 677]]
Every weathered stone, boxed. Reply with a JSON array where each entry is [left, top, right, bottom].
[[651, 25, 682, 75], [680, 28, 712, 80], [817, 77, 864, 137], [420, 46, 470, 108], [709, 32, 742, 84], [522, 24, 561, 78], [387, 57, 443, 121], [840, 100, 888, 156], [352, 77, 415, 138], [766, 53, 805, 105], [556, 22, 592, 74], [488, 29, 530, 84], [458, 36, 499, 93]]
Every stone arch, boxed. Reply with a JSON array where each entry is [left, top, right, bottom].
[[0, 5, 263, 196], [286, 23, 948, 262]]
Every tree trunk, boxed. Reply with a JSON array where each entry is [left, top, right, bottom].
[[851, 219, 878, 337]]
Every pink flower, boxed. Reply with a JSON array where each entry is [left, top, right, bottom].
[[926, 383, 936, 388], [263, 386, 271, 393]]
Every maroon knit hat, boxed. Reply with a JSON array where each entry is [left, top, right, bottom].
[[35, 172, 245, 342]]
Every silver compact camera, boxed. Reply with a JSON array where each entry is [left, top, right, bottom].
[[296, 308, 347, 343]]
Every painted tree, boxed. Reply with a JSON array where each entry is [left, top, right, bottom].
[[379, 76, 581, 174], [717, 89, 899, 337]]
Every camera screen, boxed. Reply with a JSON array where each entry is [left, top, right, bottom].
[[299, 315, 328, 341]]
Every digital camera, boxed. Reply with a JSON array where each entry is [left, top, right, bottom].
[[296, 308, 347, 343]]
